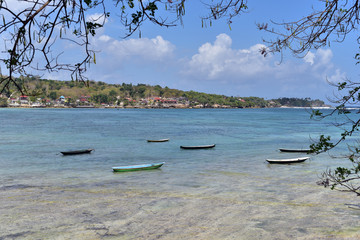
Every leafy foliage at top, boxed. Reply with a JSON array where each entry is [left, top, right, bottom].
[[0, 0, 248, 94]]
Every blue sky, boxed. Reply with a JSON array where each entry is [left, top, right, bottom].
[[4, 1, 359, 103]]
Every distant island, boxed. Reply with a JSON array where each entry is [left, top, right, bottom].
[[0, 76, 330, 109]]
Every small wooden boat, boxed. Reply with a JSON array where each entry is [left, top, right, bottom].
[[180, 144, 216, 149], [60, 149, 94, 155], [147, 139, 169, 142], [279, 148, 310, 153], [266, 157, 310, 164], [112, 162, 165, 172]]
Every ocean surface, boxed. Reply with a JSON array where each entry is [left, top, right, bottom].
[[1, 108, 360, 239]]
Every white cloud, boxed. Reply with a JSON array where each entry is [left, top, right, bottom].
[[183, 34, 343, 84], [304, 52, 315, 65], [176, 33, 347, 100], [313, 48, 334, 73], [327, 68, 347, 83], [184, 33, 271, 79], [98, 35, 111, 42], [304, 48, 342, 83], [2, 0, 33, 13], [317, 48, 333, 64], [96, 35, 175, 62], [84, 35, 176, 83]]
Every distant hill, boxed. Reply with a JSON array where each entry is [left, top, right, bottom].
[[0, 76, 328, 108], [269, 97, 328, 108]]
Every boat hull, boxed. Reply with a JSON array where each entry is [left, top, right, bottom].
[[180, 144, 216, 149], [266, 157, 310, 164], [279, 148, 310, 153], [112, 162, 164, 172], [147, 139, 169, 142], [61, 149, 93, 155]]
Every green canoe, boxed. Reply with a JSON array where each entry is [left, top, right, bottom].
[[180, 144, 215, 149], [112, 162, 165, 172]]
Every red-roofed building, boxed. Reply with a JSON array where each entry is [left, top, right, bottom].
[[79, 96, 90, 103], [20, 95, 29, 104]]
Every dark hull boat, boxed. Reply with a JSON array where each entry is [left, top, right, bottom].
[[61, 149, 93, 155], [279, 148, 310, 153], [147, 139, 170, 142], [180, 144, 216, 149]]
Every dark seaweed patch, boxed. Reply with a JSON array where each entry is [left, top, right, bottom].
[[1, 231, 33, 239], [0, 184, 36, 190]]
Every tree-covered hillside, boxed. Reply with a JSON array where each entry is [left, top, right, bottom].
[[270, 98, 326, 108], [0, 76, 327, 108]]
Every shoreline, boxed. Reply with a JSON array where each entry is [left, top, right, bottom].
[[0, 105, 334, 110]]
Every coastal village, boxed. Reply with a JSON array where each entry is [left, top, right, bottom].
[[1, 94, 249, 109], [0, 78, 329, 109], [0, 94, 330, 109]]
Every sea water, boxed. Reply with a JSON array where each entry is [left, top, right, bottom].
[[0, 108, 359, 239]]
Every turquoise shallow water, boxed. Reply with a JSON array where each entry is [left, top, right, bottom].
[[0, 108, 347, 183], [1, 108, 360, 239]]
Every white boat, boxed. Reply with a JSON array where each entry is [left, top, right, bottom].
[[266, 157, 310, 164]]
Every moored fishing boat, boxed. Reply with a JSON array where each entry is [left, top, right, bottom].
[[60, 149, 94, 155], [147, 139, 170, 142], [266, 156, 310, 164], [279, 148, 310, 153], [112, 162, 165, 172], [180, 144, 216, 149]]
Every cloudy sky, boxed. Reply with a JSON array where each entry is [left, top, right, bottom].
[[4, 1, 359, 103]]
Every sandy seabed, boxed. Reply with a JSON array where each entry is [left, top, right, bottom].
[[1, 177, 360, 240]]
